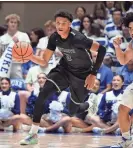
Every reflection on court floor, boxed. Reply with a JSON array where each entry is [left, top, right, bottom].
[[0, 132, 121, 148]]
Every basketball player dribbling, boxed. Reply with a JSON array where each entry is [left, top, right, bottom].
[[20, 10, 106, 145], [111, 12, 133, 148]]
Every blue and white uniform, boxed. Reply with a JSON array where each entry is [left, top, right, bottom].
[[0, 89, 20, 120], [97, 89, 123, 123]]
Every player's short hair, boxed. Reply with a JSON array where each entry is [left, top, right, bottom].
[[54, 10, 73, 22], [44, 20, 56, 29], [123, 12, 133, 27], [5, 14, 20, 25]]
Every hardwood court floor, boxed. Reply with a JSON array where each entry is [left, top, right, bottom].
[[0, 132, 121, 148]]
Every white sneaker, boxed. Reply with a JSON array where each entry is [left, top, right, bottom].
[[111, 138, 133, 148]]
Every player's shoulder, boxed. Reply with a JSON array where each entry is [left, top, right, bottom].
[[70, 28, 88, 41], [50, 32, 58, 39]]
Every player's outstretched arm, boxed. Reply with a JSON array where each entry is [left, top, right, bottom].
[[31, 49, 54, 66], [113, 37, 133, 65]]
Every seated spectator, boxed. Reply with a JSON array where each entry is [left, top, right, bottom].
[[0, 14, 30, 79], [30, 27, 44, 54], [89, 23, 108, 48], [0, 78, 20, 132], [96, 60, 113, 93], [36, 20, 62, 68], [71, 6, 86, 31], [91, 75, 124, 135], [38, 101, 72, 133], [103, 1, 115, 22], [104, 9, 123, 40], [19, 91, 71, 133], [93, 3, 108, 30], [25, 63, 52, 92], [117, 59, 133, 89], [103, 53, 113, 69], [79, 15, 93, 37], [19, 73, 47, 113], [22, 28, 45, 77]]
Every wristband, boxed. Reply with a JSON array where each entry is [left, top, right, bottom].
[[90, 67, 98, 76]]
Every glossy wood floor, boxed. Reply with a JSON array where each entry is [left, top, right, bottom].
[[0, 132, 121, 148]]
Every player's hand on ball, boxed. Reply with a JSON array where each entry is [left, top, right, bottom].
[[84, 74, 96, 90], [113, 37, 122, 48]]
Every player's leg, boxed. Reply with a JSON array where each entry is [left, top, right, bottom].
[[68, 75, 89, 116], [20, 67, 69, 145], [111, 83, 133, 148]]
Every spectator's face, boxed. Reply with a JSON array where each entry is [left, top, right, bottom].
[[1, 79, 10, 92], [95, 8, 104, 18], [127, 59, 133, 71], [30, 31, 38, 42], [106, 1, 115, 9], [103, 55, 112, 67], [37, 73, 46, 88], [56, 17, 71, 37], [45, 26, 56, 38], [112, 75, 123, 90], [7, 18, 18, 32], [76, 7, 85, 19], [113, 11, 122, 24], [91, 79, 100, 93], [83, 17, 91, 30], [128, 22, 133, 39]]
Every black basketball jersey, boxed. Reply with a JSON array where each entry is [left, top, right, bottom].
[[47, 28, 94, 75]]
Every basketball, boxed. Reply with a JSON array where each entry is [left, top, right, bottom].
[[12, 41, 33, 63]]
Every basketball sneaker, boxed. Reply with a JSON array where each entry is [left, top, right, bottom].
[[110, 137, 133, 148], [92, 127, 105, 135], [20, 133, 38, 145], [114, 128, 121, 136]]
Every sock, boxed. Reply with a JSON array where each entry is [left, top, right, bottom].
[[122, 131, 131, 140], [29, 124, 39, 134]]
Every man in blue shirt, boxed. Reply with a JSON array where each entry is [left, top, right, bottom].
[[117, 59, 133, 89], [97, 63, 113, 93]]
